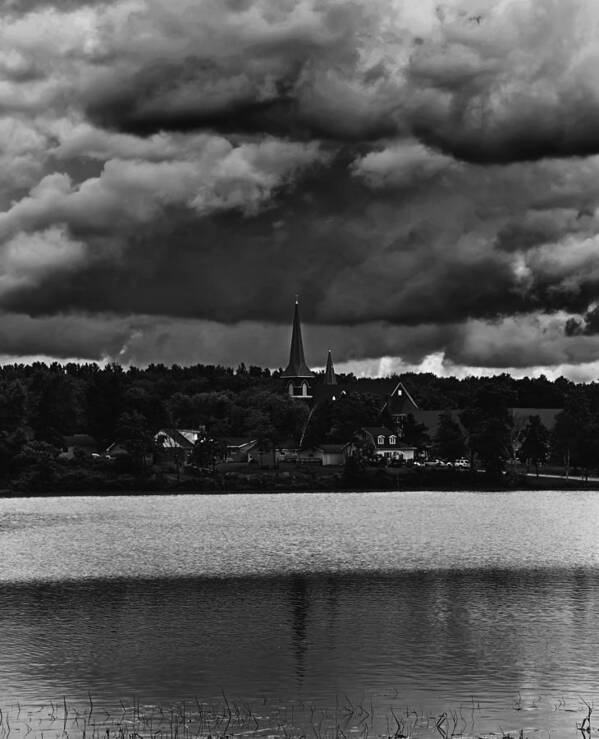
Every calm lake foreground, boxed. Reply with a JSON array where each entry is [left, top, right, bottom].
[[0, 491, 598, 738]]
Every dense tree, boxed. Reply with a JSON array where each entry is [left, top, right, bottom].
[[28, 367, 86, 442], [401, 413, 430, 451], [244, 391, 310, 444], [460, 386, 515, 480], [115, 410, 153, 469], [0, 380, 27, 432], [302, 392, 383, 448], [86, 365, 126, 444], [551, 389, 599, 477], [433, 412, 466, 461], [519, 415, 550, 476]]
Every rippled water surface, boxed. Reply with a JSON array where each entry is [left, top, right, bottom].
[[0, 491, 598, 738]]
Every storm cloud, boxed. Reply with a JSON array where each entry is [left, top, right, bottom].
[[2, 0, 599, 374]]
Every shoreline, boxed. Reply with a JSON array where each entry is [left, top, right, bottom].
[[2, 473, 598, 498]]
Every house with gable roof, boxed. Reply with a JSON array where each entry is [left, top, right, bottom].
[[352, 426, 417, 462], [153, 427, 206, 463]]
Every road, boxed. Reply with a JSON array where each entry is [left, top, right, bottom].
[[526, 471, 599, 483]]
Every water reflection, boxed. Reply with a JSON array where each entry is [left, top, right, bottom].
[[1, 491, 599, 738], [290, 575, 309, 685], [0, 569, 597, 737]]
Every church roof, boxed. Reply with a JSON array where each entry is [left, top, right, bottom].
[[385, 381, 419, 413], [352, 378, 419, 410], [281, 300, 314, 378]]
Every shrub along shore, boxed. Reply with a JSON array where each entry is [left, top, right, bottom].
[[1, 461, 597, 497]]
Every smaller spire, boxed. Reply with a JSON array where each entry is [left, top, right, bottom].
[[324, 349, 337, 385]]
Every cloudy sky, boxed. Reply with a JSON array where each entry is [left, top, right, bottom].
[[3, 0, 599, 378]]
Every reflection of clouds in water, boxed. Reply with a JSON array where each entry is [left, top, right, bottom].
[[0, 570, 597, 738]]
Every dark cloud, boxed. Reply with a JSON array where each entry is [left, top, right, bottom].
[[3, 158, 599, 333], [4, 0, 599, 372], [70, 1, 599, 165], [1, 0, 110, 10], [426, 126, 599, 166], [4, 149, 599, 357], [0, 312, 131, 360], [564, 306, 599, 336], [85, 50, 401, 143]]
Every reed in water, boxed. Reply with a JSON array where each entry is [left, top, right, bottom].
[[0, 694, 591, 739]]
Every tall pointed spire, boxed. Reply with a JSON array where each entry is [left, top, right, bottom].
[[282, 298, 314, 378], [324, 349, 337, 385]]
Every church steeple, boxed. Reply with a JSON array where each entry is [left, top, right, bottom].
[[282, 298, 314, 379], [324, 349, 337, 385], [282, 298, 314, 399]]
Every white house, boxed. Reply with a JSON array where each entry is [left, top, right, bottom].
[[355, 426, 417, 462]]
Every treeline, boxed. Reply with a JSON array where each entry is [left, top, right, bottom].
[[0, 362, 584, 440], [0, 362, 583, 444], [1, 361, 599, 491], [402, 371, 571, 409]]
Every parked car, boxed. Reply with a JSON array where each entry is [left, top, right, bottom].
[[453, 458, 470, 468]]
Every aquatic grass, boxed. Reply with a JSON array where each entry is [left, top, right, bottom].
[[0, 694, 591, 739]]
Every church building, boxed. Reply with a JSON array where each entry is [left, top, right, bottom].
[[279, 299, 563, 456], [280, 299, 418, 431], [281, 299, 337, 400]]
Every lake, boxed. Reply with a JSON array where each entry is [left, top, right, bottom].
[[0, 491, 598, 738]]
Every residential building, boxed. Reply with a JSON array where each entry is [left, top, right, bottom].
[[221, 437, 258, 463], [59, 434, 98, 460], [318, 443, 348, 466], [154, 428, 206, 462], [354, 427, 417, 462]]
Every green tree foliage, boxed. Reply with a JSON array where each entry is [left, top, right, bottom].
[[551, 389, 599, 477], [303, 393, 382, 447], [0, 427, 31, 479], [244, 391, 309, 443], [0, 380, 27, 432], [28, 367, 86, 442], [11, 440, 60, 491], [401, 413, 430, 451], [190, 434, 223, 470], [519, 415, 550, 476], [460, 385, 515, 480], [433, 412, 466, 461], [115, 410, 153, 469], [402, 371, 568, 410]]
